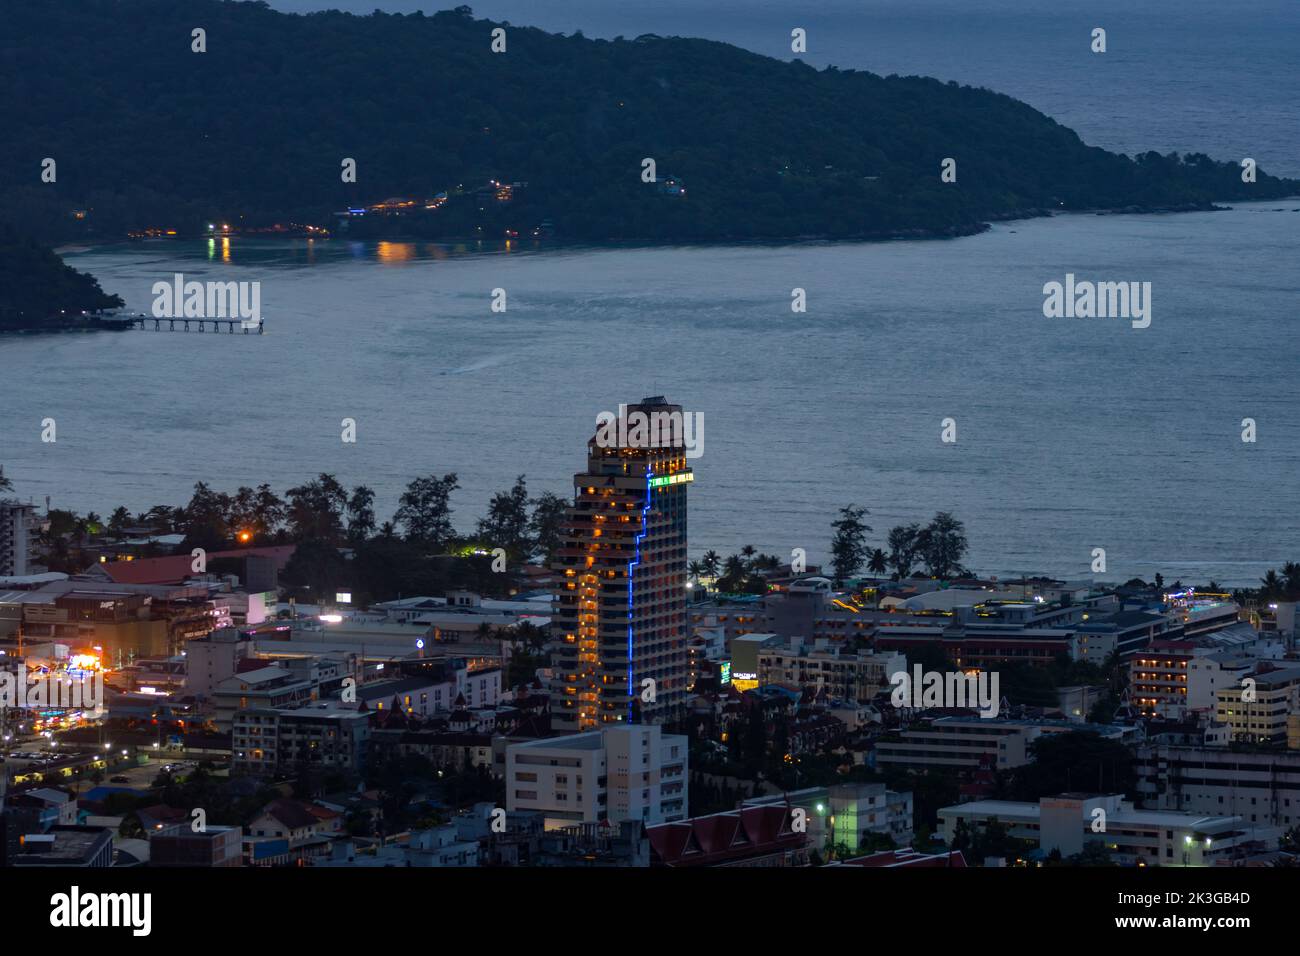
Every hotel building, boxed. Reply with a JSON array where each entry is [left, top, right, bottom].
[[551, 397, 692, 732]]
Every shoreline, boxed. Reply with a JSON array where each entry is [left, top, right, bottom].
[[54, 194, 1300, 259], [19, 196, 1294, 339]]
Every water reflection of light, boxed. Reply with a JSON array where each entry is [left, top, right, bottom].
[[221, 236, 231, 262], [207, 237, 215, 260], [376, 241, 414, 263]]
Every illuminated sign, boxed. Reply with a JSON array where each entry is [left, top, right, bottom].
[[336, 592, 352, 604], [719, 662, 732, 685], [648, 473, 694, 489]]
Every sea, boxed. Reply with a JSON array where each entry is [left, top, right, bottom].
[[2, 0, 1297, 585]]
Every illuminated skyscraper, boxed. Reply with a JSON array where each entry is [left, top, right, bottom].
[[551, 397, 693, 732]]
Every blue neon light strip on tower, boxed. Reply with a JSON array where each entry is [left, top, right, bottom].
[[626, 466, 653, 723]]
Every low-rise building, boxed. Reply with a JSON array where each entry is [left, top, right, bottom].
[[231, 702, 371, 775], [647, 805, 808, 867], [314, 826, 480, 867], [744, 782, 913, 850], [10, 825, 114, 867], [876, 717, 1134, 773], [756, 637, 904, 703], [357, 665, 502, 717], [506, 724, 687, 829], [938, 792, 1279, 865], [150, 823, 243, 866], [1135, 742, 1300, 830]]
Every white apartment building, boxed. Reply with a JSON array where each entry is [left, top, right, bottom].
[[1215, 663, 1300, 744], [1136, 743, 1300, 830], [1187, 653, 1256, 715], [357, 667, 502, 717], [939, 793, 1279, 865], [506, 724, 688, 829], [0, 501, 39, 577]]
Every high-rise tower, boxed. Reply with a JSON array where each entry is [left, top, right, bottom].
[[551, 397, 694, 732]]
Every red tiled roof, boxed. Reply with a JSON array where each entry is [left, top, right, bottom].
[[840, 848, 967, 868], [646, 805, 805, 867], [261, 798, 319, 830], [100, 546, 296, 585]]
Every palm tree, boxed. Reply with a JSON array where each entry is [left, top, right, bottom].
[[720, 555, 748, 591], [867, 548, 888, 575], [1261, 569, 1284, 599], [687, 560, 704, 586], [701, 550, 722, 580], [1282, 562, 1300, 599], [107, 506, 132, 535]]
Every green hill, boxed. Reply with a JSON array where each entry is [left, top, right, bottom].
[[2, 0, 1294, 243], [0, 225, 123, 330]]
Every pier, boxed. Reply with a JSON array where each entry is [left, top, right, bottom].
[[115, 313, 264, 334]]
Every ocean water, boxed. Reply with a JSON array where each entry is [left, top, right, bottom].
[[3, 0, 1297, 585], [3, 201, 1299, 585]]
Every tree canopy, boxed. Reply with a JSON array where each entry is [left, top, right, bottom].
[[4, 1, 1293, 246]]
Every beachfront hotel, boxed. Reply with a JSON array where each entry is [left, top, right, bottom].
[[550, 397, 693, 732]]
